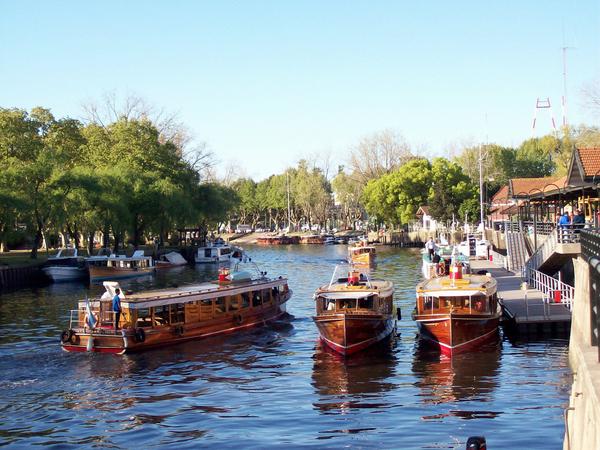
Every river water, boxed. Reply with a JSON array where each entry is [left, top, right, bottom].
[[0, 245, 571, 449]]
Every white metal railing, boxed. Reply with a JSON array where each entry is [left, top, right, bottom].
[[525, 267, 574, 311]]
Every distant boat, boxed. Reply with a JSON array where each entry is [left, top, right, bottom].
[[313, 266, 396, 356], [156, 251, 188, 268], [59, 263, 292, 354], [413, 260, 500, 356], [256, 235, 299, 245], [323, 236, 337, 245], [86, 250, 155, 281], [299, 235, 324, 244], [348, 239, 376, 266], [43, 247, 87, 282], [195, 240, 242, 263]]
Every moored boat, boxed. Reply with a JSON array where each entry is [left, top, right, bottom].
[[86, 250, 155, 281], [313, 266, 396, 356], [299, 234, 324, 244], [421, 246, 470, 279], [195, 240, 241, 264], [348, 239, 376, 266], [42, 247, 87, 282], [413, 261, 500, 356], [60, 263, 292, 354], [256, 235, 299, 245], [156, 251, 188, 268]]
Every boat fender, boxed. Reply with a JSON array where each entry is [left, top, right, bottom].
[[396, 308, 402, 321], [134, 327, 146, 343], [60, 329, 74, 343], [234, 314, 243, 326]]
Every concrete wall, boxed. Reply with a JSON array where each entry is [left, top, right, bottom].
[[563, 257, 600, 450]]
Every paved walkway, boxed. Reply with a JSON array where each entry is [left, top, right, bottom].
[[470, 259, 571, 326]]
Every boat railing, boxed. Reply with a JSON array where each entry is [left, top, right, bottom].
[[68, 309, 120, 331]]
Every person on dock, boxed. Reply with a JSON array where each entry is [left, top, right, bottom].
[[572, 209, 585, 230], [425, 237, 436, 261], [558, 211, 570, 227], [112, 288, 122, 330]]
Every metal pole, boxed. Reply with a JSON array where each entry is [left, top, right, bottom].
[[479, 144, 485, 230]]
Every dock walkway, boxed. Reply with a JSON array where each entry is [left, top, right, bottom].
[[469, 259, 571, 335]]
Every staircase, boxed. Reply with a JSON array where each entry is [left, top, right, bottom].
[[505, 221, 529, 273], [525, 228, 581, 276]]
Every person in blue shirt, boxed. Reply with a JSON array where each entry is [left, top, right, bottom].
[[558, 211, 570, 227], [112, 288, 121, 330]]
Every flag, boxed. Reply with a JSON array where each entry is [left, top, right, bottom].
[[85, 296, 96, 329]]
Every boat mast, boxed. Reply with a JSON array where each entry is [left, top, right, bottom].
[[286, 171, 291, 231]]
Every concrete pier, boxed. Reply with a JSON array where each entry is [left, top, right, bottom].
[[470, 259, 571, 336]]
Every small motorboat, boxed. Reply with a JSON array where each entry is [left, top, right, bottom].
[[155, 251, 188, 268], [43, 247, 87, 282]]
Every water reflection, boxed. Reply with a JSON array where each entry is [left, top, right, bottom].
[[412, 339, 502, 409], [311, 339, 397, 414]]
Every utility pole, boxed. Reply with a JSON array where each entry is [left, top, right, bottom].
[[479, 144, 485, 231], [286, 171, 291, 231]]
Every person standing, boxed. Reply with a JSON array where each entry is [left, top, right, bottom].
[[112, 288, 122, 330], [425, 237, 436, 261], [572, 209, 585, 230]]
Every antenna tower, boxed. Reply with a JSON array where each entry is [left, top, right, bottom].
[[531, 97, 557, 135]]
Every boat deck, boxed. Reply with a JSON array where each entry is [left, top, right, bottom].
[[469, 259, 571, 336]]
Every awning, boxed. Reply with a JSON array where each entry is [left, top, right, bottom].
[[317, 291, 374, 300]]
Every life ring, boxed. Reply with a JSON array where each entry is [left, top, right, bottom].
[[438, 263, 446, 276], [134, 328, 146, 343], [234, 314, 243, 326], [60, 329, 74, 343]]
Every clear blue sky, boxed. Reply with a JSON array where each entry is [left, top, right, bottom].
[[1, 1, 599, 180]]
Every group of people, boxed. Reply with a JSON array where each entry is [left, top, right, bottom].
[[557, 209, 586, 229]]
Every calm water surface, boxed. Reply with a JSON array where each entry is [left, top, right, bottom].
[[0, 245, 571, 449]]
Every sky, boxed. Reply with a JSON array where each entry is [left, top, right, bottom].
[[1, 1, 599, 180]]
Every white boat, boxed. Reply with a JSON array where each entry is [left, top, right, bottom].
[[323, 236, 337, 245], [43, 248, 87, 282], [195, 241, 242, 264], [156, 251, 188, 268]]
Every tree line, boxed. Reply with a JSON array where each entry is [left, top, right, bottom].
[[0, 106, 235, 257]]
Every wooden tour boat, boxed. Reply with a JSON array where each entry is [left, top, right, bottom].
[[413, 260, 500, 356], [421, 246, 470, 279], [256, 235, 299, 245], [313, 266, 396, 356], [299, 234, 324, 244], [86, 250, 155, 281], [60, 263, 292, 354], [348, 239, 376, 266]]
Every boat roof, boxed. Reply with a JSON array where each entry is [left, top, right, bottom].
[[95, 277, 289, 309], [416, 274, 496, 297], [315, 279, 393, 299]]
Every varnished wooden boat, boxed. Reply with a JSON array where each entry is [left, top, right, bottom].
[[300, 235, 324, 244], [256, 235, 300, 245], [348, 240, 376, 266], [413, 264, 500, 356], [86, 250, 155, 281], [60, 264, 292, 354], [313, 267, 395, 356]]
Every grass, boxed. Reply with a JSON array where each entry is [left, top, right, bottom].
[[0, 250, 48, 268]]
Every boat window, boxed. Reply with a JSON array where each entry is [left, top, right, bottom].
[[135, 308, 152, 327], [358, 296, 374, 310], [170, 303, 185, 323], [214, 297, 225, 314], [271, 286, 279, 299], [262, 289, 271, 304], [252, 291, 262, 307], [221, 248, 231, 255], [241, 293, 250, 309], [153, 305, 170, 326], [204, 249, 212, 258], [228, 296, 240, 311], [423, 296, 439, 310], [339, 299, 357, 310], [199, 299, 212, 318]]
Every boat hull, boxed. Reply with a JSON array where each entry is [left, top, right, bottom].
[[62, 296, 290, 354], [313, 314, 395, 356], [415, 313, 500, 356], [88, 266, 155, 281], [43, 266, 87, 282]]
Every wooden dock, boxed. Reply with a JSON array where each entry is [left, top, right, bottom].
[[469, 259, 571, 337]]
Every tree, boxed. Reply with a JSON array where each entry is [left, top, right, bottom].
[[349, 129, 413, 184], [331, 168, 364, 229]]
